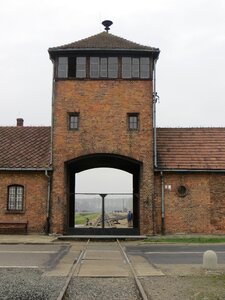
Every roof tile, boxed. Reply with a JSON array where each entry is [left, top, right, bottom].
[[0, 127, 51, 169], [157, 128, 225, 170], [49, 32, 159, 52]]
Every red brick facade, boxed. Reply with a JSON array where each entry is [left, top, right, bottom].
[[154, 173, 225, 234], [51, 80, 154, 234], [0, 171, 49, 233]]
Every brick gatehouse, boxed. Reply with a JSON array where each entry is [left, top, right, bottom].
[[1, 22, 225, 235]]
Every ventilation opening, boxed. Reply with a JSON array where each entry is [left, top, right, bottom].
[[177, 185, 188, 197]]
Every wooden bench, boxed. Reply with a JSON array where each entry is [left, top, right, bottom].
[[0, 221, 28, 234]]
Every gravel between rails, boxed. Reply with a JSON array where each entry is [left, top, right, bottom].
[[0, 268, 65, 300], [65, 277, 142, 300]]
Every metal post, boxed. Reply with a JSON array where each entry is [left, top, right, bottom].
[[100, 194, 107, 229], [160, 172, 165, 235]]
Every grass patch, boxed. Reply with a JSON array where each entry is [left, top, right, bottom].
[[144, 236, 225, 243], [75, 212, 99, 225]]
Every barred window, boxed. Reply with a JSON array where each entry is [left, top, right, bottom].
[[7, 185, 24, 211]]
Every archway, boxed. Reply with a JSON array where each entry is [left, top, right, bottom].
[[66, 154, 141, 235]]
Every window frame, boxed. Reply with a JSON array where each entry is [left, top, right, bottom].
[[122, 57, 150, 79], [57, 57, 68, 78], [127, 113, 139, 131], [90, 56, 118, 79], [56, 56, 151, 80], [68, 113, 80, 130], [7, 185, 24, 212], [76, 57, 86, 78]]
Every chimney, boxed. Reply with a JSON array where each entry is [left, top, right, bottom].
[[17, 118, 24, 127]]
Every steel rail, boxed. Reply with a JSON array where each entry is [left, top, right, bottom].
[[116, 239, 149, 300], [57, 239, 149, 300], [56, 239, 90, 300]]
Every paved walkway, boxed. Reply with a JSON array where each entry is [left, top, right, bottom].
[[0, 234, 57, 244], [1, 234, 221, 278], [45, 240, 165, 278]]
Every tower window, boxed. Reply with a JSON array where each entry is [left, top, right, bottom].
[[122, 57, 131, 78], [90, 57, 118, 78], [100, 58, 107, 77], [7, 185, 24, 211], [58, 57, 86, 78], [128, 113, 139, 131], [122, 57, 150, 79], [140, 57, 150, 78], [57, 57, 68, 78], [90, 57, 99, 78], [56, 56, 151, 79], [108, 57, 118, 78], [69, 113, 80, 130], [76, 57, 86, 78]]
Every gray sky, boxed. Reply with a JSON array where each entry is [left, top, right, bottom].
[[0, 0, 225, 127], [76, 168, 132, 193]]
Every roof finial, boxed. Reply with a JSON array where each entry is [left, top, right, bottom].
[[102, 20, 113, 33]]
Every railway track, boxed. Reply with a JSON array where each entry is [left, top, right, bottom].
[[56, 239, 149, 300]]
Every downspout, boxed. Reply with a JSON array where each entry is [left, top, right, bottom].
[[45, 58, 54, 234], [160, 171, 165, 235], [45, 169, 51, 234], [153, 58, 158, 168], [153, 59, 159, 235], [50, 59, 55, 166]]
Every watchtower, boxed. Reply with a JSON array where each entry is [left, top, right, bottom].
[[48, 22, 160, 235]]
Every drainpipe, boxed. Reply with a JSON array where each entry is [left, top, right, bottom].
[[50, 61, 55, 167], [45, 169, 51, 234], [153, 59, 158, 168], [160, 171, 165, 235]]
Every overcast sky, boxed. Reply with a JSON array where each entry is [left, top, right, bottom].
[[76, 168, 132, 193], [0, 0, 224, 127]]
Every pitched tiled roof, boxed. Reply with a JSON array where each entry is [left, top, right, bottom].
[[49, 32, 159, 52], [157, 128, 225, 170], [0, 127, 51, 169], [2, 126, 225, 170]]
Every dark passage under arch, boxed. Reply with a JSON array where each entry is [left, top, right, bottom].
[[66, 154, 141, 235]]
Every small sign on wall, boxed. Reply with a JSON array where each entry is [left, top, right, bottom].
[[165, 184, 171, 191]]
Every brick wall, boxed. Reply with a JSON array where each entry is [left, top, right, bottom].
[[51, 80, 154, 234], [0, 171, 48, 233], [210, 174, 225, 231], [154, 172, 225, 234]]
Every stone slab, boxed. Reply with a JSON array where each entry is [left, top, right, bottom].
[[84, 250, 124, 260], [76, 259, 130, 277], [129, 255, 165, 276]]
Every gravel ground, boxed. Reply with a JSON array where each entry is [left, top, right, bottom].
[[140, 275, 225, 300], [1, 268, 225, 300], [0, 268, 65, 300], [66, 277, 142, 300]]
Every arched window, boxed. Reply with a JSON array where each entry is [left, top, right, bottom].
[[7, 185, 24, 211]]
